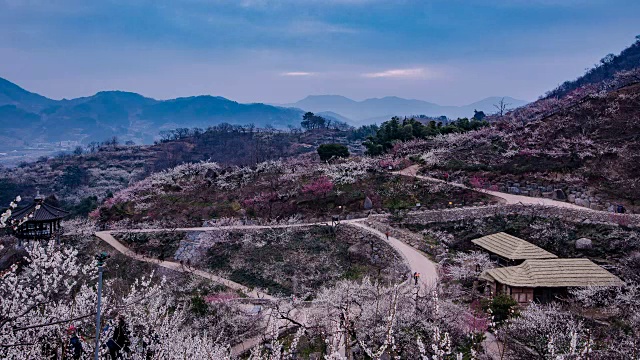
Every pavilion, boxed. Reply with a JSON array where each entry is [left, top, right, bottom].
[[479, 258, 624, 304], [9, 193, 69, 241]]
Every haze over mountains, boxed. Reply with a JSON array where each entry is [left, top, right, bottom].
[[0, 76, 526, 155], [284, 95, 528, 124]]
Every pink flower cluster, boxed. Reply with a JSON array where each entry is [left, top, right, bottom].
[[302, 177, 334, 197]]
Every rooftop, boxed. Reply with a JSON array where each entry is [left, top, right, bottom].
[[471, 232, 558, 261], [9, 199, 69, 223], [479, 258, 624, 288]]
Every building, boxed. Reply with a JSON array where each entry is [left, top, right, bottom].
[[471, 232, 557, 266], [9, 193, 69, 242], [479, 258, 624, 304]]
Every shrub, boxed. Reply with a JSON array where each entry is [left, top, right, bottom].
[[317, 144, 349, 161], [490, 294, 518, 324]]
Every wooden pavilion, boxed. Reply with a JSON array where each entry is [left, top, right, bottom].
[[479, 258, 624, 305], [9, 193, 69, 241]]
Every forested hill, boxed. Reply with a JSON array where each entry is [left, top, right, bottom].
[[544, 37, 640, 99]]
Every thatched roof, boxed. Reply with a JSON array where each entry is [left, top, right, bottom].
[[471, 232, 557, 261], [479, 258, 624, 288]]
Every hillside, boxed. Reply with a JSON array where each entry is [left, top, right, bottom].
[[398, 80, 640, 212], [0, 126, 363, 210], [544, 38, 640, 99], [0, 77, 305, 151], [286, 95, 528, 123], [94, 157, 495, 227]]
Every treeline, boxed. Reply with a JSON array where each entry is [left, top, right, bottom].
[[156, 123, 282, 143], [363, 116, 489, 155], [544, 36, 640, 99]]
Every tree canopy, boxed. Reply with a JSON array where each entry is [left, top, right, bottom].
[[363, 116, 489, 155], [317, 143, 350, 161]]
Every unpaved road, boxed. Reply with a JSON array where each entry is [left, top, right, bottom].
[[95, 219, 439, 356], [396, 165, 588, 210]]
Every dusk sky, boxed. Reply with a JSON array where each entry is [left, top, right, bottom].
[[1, 0, 638, 104]]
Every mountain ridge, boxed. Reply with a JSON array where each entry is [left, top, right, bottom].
[[283, 95, 528, 123], [0, 76, 306, 150]]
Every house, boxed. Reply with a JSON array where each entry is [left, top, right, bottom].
[[471, 232, 557, 266], [479, 258, 624, 304]]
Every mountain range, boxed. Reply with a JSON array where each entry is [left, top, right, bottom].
[[283, 95, 528, 124], [0, 76, 526, 151], [0, 77, 307, 150]]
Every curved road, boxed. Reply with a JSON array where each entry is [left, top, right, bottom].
[[95, 219, 439, 355], [396, 165, 588, 210], [97, 219, 439, 283]]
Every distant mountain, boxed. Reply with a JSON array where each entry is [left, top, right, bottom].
[[283, 95, 528, 123], [0, 77, 55, 112], [0, 77, 304, 150]]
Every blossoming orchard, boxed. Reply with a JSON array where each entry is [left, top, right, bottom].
[[2, 34, 640, 360]]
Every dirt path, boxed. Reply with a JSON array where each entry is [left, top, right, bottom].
[[396, 165, 588, 210], [95, 219, 438, 356], [347, 222, 438, 286], [94, 231, 275, 300]]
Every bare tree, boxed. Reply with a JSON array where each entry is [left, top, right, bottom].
[[493, 97, 512, 117]]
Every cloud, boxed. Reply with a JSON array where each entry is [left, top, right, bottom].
[[290, 20, 360, 35], [362, 67, 434, 79], [280, 71, 316, 76]]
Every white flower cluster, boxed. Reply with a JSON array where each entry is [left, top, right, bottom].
[[320, 158, 377, 185], [0, 242, 233, 359], [0, 196, 37, 230]]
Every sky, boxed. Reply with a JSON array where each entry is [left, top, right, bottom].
[[0, 0, 639, 105]]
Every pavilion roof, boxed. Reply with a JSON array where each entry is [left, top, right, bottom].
[[9, 201, 69, 223], [471, 232, 557, 261], [479, 258, 624, 288]]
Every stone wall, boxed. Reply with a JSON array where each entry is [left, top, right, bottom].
[[371, 204, 640, 228], [423, 169, 632, 213]]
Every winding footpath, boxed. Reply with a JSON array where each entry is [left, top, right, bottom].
[[396, 165, 588, 210], [94, 218, 439, 356], [93, 165, 615, 357]]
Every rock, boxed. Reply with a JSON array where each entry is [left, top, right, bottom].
[[553, 189, 567, 200], [568, 194, 576, 203], [364, 196, 373, 210], [347, 243, 371, 259], [575, 238, 593, 250]]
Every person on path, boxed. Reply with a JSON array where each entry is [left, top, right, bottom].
[[385, 231, 390, 240], [414, 272, 420, 286], [412, 272, 417, 285], [106, 317, 131, 359], [67, 326, 83, 360]]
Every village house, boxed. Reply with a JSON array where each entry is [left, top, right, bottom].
[[471, 232, 557, 266], [480, 258, 624, 304]]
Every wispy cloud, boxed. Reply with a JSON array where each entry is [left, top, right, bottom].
[[362, 67, 434, 79], [280, 71, 316, 76]]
